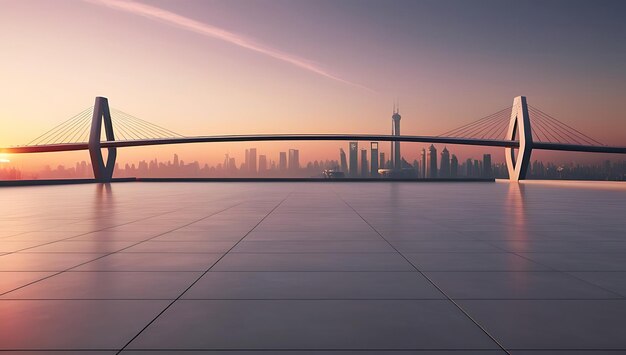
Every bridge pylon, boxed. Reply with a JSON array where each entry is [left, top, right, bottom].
[[89, 97, 117, 182], [505, 96, 533, 181]]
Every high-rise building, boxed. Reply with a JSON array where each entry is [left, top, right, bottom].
[[370, 142, 379, 177], [288, 149, 300, 171], [440, 147, 450, 178], [420, 148, 426, 179], [379, 152, 385, 169], [451, 154, 459, 178], [427, 144, 438, 178], [483, 154, 492, 177], [249, 148, 257, 174], [279, 152, 287, 170], [466, 158, 473, 176], [360, 149, 368, 177], [391, 107, 401, 169], [349, 142, 358, 177], [245, 149, 250, 171], [258, 155, 267, 175], [339, 148, 348, 173], [474, 159, 480, 177]]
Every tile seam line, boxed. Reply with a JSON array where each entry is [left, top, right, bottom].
[[0, 200, 246, 297], [0, 200, 198, 257], [333, 188, 511, 355], [116, 191, 294, 354], [482, 241, 626, 299]]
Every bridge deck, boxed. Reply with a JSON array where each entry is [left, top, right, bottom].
[[1, 134, 625, 154]]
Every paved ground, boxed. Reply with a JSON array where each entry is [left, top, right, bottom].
[[0, 181, 625, 354]]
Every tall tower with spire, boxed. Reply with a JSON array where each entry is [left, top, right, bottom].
[[391, 102, 401, 170]]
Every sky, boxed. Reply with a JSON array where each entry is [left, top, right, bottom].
[[1, 0, 625, 170]]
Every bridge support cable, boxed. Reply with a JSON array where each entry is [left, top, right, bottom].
[[528, 106, 604, 146], [27, 107, 94, 146], [110, 109, 184, 140], [458, 112, 511, 139], [437, 107, 512, 139]]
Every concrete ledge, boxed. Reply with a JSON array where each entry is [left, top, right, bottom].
[[0, 177, 494, 186], [0, 178, 136, 186]]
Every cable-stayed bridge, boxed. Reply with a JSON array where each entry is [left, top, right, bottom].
[[1, 96, 624, 182]]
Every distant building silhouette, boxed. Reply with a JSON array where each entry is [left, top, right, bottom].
[[349, 142, 358, 177], [288, 149, 300, 171], [391, 106, 401, 169], [483, 154, 492, 177], [279, 152, 287, 170], [451, 154, 459, 178], [244, 149, 249, 171], [339, 148, 348, 173], [360, 149, 368, 177], [465, 158, 473, 176], [370, 142, 379, 177], [249, 148, 257, 175], [420, 148, 426, 179], [379, 152, 385, 170], [427, 144, 438, 178], [258, 155, 267, 175], [440, 147, 450, 178]]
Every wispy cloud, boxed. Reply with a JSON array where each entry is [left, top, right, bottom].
[[84, 0, 373, 92]]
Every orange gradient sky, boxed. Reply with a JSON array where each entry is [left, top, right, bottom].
[[1, 0, 625, 170]]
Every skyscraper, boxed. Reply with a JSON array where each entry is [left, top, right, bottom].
[[258, 155, 267, 175], [249, 148, 257, 175], [244, 149, 249, 171], [349, 142, 358, 177], [339, 148, 348, 173], [483, 154, 492, 177], [451, 154, 459, 178], [466, 158, 473, 176], [427, 144, 438, 178], [370, 142, 379, 177], [440, 147, 450, 178], [279, 152, 287, 171], [391, 106, 401, 169], [288, 149, 300, 171], [420, 148, 426, 179], [379, 152, 385, 169], [360, 149, 368, 177]]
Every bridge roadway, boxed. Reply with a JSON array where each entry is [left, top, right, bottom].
[[1, 134, 625, 154]]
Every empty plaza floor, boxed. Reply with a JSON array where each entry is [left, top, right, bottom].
[[1, 181, 626, 354]]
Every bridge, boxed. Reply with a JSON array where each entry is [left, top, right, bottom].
[[1, 96, 624, 182]]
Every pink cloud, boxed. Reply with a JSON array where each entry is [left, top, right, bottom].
[[84, 0, 373, 92]]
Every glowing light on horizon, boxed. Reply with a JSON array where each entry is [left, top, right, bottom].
[[84, 0, 374, 92], [0, 159, 10, 163]]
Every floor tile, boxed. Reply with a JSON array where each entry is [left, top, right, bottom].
[[2, 271, 202, 299], [127, 300, 499, 350], [0, 300, 168, 350], [184, 271, 443, 299], [73, 253, 223, 271], [459, 300, 626, 349], [404, 252, 549, 271], [211, 253, 414, 271], [425, 271, 619, 299]]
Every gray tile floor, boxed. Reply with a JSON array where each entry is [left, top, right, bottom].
[[0, 181, 625, 354]]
